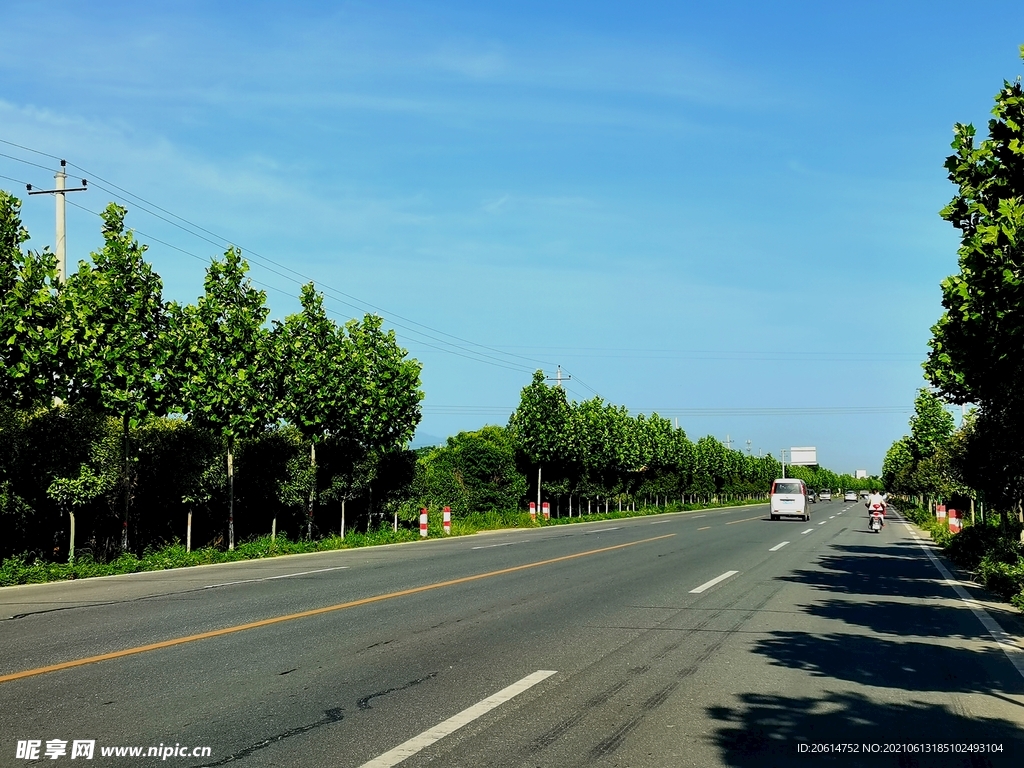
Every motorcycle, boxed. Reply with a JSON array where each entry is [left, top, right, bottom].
[[866, 502, 885, 533], [869, 510, 883, 532]]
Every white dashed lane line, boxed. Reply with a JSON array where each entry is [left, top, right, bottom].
[[769, 541, 790, 552], [358, 670, 558, 768], [801, 528, 814, 535], [689, 570, 739, 594], [818, 521, 827, 526]]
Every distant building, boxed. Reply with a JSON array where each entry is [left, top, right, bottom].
[[855, 469, 867, 479]]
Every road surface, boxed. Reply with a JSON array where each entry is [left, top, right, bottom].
[[2, 500, 1023, 766]]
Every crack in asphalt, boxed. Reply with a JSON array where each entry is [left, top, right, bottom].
[[357, 672, 438, 711], [196, 706, 345, 766]]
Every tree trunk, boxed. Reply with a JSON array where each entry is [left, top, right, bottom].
[[367, 483, 374, 533], [68, 509, 76, 564], [306, 441, 316, 540], [227, 439, 235, 550], [122, 413, 130, 552]]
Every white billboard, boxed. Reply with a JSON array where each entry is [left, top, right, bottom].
[[789, 447, 817, 466]]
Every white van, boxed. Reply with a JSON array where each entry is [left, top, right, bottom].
[[770, 478, 810, 521]]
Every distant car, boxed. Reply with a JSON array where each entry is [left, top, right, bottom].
[[819, 490, 832, 502], [844, 491, 858, 502], [770, 478, 810, 522], [859, 490, 871, 500], [807, 491, 817, 503]]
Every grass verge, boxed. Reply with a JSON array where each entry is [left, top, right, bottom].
[[0, 498, 767, 586], [895, 502, 1024, 611]]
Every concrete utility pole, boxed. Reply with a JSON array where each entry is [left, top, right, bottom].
[[537, 366, 571, 512], [725, 434, 733, 451], [546, 365, 571, 388], [27, 160, 87, 281], [746, 439, 752, 456]]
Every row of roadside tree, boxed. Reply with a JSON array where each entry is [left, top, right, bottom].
[[1, 188, 869, 567], [881, 49, 1024, 608], [1, 191, 422, 560]]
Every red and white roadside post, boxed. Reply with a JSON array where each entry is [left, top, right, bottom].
[[529, 502, 536, 521], [420, 508, 428, 537], [542, 502, 550, 521], [443, 506, 451, 535], [949, 509, 962, 533]]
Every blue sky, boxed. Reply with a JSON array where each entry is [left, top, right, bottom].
[[1, 1, 1019, 474]]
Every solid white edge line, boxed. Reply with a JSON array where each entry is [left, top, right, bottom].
[[689, 570, 739, 594], [584, 527, 621, 534], [769, 541, 790, 552], [358, 670, 558, 768], [471, 542, 519, 550], [800, 528, 814, 535], [904, 525, 1024, 681], [202, 566, 348, 589]]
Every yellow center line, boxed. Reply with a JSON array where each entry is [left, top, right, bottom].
[[697, 526, 711, 531], [726, 515, 764, 525], [0, 533, 676, 685]]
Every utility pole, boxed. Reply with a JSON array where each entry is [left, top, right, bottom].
[[746, 439, 752, 456], [27, 160, 88, 281], [546, 365, 571, 388], [725, 434, 733, 451]]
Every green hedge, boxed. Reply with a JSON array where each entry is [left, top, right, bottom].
[[897, 504, 1024, 611]]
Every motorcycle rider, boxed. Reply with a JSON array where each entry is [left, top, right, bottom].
[[865, 490, 887, 527]]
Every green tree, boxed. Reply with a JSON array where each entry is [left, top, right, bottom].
[[414, 426, 527, 516], [882, 436, 913, 493], [508, 371, 570, 510], [273, 284, 349, 538], [925, 48, 1024, 407], [0, 190, 62, 406], [908, 388, 956, 462], [173, 247, 276, 549], [62, 204, 174, 550]]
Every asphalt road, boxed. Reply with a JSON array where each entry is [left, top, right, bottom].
[[2, 501, 1024, 767]]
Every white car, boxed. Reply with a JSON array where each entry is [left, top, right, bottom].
[[770, 478, 810, 522], [819, 490, 832, 502], [844, 491, 857, 502]]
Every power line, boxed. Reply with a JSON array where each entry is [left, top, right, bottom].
[[422, 404, 913, 416], [0, 151, 56, 173], [60, 198, 537, 375], [0, 138, 61, 161], [0, 173, 33, 187], [2, 139, 549, 374], [58, 163, 551, 372]]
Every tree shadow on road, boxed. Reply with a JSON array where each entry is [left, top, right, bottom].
[[709, 690, 1020, 768], [705, 538, 1024, 766]]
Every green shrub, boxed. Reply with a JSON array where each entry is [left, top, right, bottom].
[[945, 521, 1020, 570], [977, 556, 1024, 602]]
